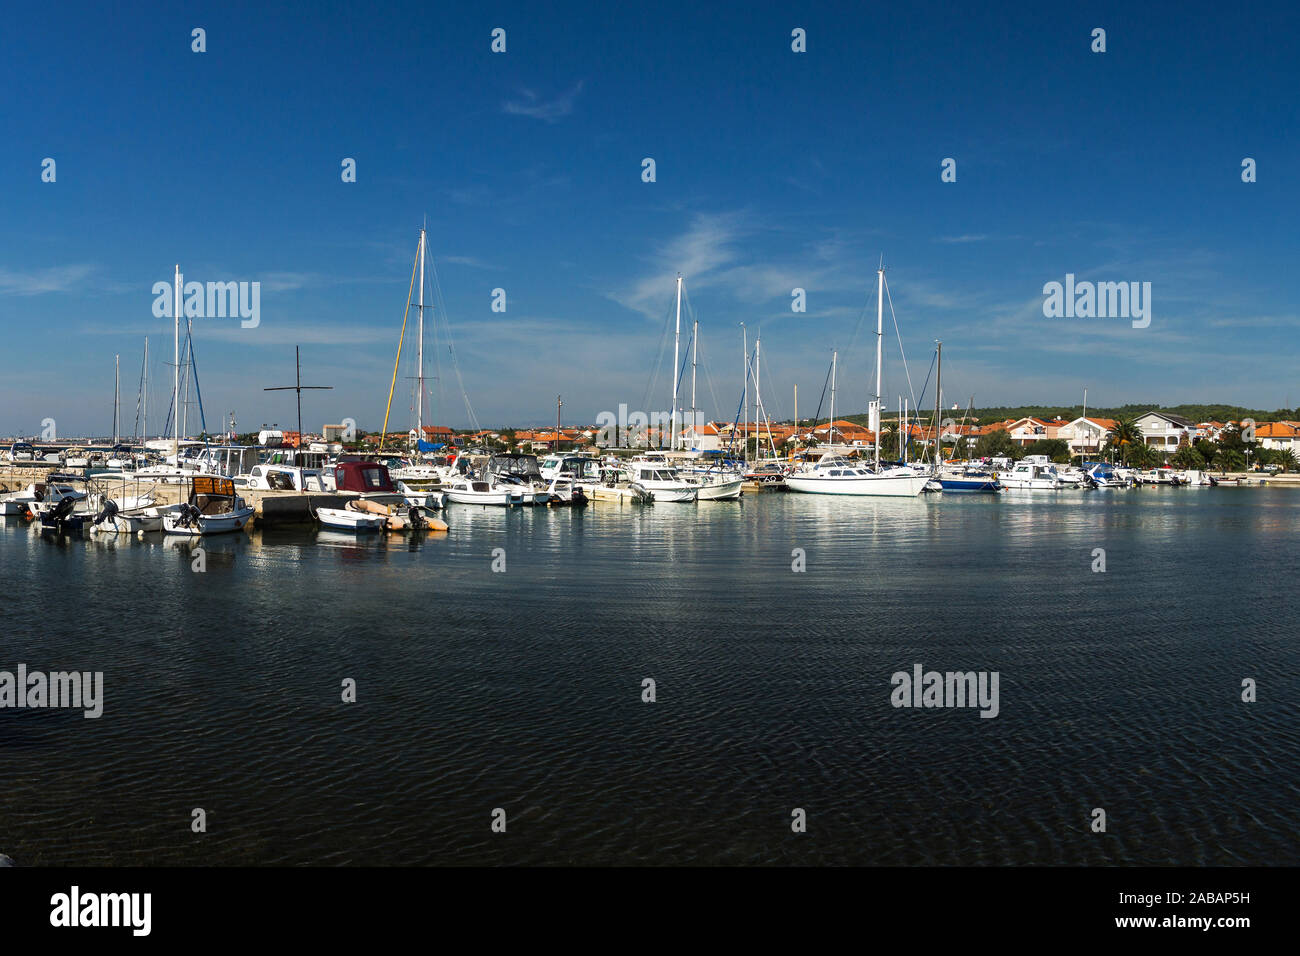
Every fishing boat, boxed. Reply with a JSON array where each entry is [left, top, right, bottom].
[[163, 476, 255, 536], [785, 267, 930, 498]]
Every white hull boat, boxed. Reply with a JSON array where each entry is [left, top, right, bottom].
[[163, 476, 254, 536], [445, 479, 522, 506], [315, 506, 385, 531]]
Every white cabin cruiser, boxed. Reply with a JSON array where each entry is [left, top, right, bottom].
[[785, 455, 929, 497], [998, 457, 1064, 490]]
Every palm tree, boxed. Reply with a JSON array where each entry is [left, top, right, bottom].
[[1103, 417, 1143, 464]]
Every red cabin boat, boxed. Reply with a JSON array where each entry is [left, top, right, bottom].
[[333, 461, 397, 494]]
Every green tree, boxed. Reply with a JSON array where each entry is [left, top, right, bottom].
[[1275, 449, 1299, 473], [1126, 442, 1158, 467], [1171, 446, 1205, 469], [1105, 417, 1143, 465], [973, 428, 1018, 460], [1024, 438, 1070, 463], [1216, 448, 1245, 473]]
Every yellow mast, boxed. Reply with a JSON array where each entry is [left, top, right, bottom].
[[379, 243, 421, 451]]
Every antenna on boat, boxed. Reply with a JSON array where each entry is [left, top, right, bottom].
[[264, 346, 332, 447]]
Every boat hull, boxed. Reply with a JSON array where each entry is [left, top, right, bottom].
[[315, 507, 385, 531], [785, 473, 929, 497], [163, 506, 254, 536], [695, 477, 744, 501]]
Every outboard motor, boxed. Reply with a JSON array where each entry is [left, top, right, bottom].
[[49, 496, 78, 522], [407, 504, 425, 530], [570, 486, 589, 508], [93, 498, 119, 526]]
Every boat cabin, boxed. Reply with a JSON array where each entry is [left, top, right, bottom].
[[488, 454, 544, 481], [189, 475, 239, 513], [334, 461, 396, 493]]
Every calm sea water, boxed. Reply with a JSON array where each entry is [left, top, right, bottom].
[[2, 488, 1297, 866]]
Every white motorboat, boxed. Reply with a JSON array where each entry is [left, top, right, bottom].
[[26, 479, 92, 520], [1085, 462, 1131, 488], [622, 463, 698, 502], [444, 476, 522, 506], [90, 500, 183, 534], [785, 455, 930, 497], [397, 480, 447, 511], [0, 483, 44, 516], [240, 463, 329, 492], [163, 476, 255, 536], [998, 458, 1064, 490], [315, 506, 385, 531], [689, 472, 745, 500]]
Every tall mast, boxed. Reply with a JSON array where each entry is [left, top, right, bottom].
[[829, 350, 837, 450], [755, 334, 762, 462], [416, 226, 426, 443], [899, 395, 903, 465], [142, 338, 148, 443], [690, 319, 698, 446], [1081, 385, 1088, 464], [670, 274, 682, 451], [172, 265, 180, 458], [874, 265, 884, 471], [934, 341, 943, 470], [113, 354, 120, 444], [182, 317, 193, 439], [741, 324, 748, 461], [903, 397, 908, 464]]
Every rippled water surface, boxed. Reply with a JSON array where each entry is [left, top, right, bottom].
[[2, 487, 1298, 865]]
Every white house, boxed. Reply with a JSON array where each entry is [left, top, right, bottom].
[[1056, 417, 1117, 458], [1134, 411, 1194, 451], [678, 423, 723, 452], [1256, 422, 1300, 455]]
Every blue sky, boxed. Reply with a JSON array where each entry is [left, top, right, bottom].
[[2, 0, 1297, 437]]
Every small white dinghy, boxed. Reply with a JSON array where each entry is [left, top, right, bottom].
[[315, 506, 385, 531]]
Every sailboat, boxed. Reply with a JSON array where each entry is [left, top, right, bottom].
[[785, 265, 930, 497]]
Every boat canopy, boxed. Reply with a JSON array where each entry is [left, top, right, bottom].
[[488, 454, 543, 479], [334, 461, 396, 493], [191, 475, 236, 498]]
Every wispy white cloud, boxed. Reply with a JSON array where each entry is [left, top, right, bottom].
[[0, 263, 97, 296], [502, 82, 585, 122], [936, 234, 990, 244]]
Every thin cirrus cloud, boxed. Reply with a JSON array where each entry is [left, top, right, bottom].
[[502, 81, 585, 122], [0, 263, 97, 296]]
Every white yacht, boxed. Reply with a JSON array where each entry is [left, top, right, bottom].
[[785, 454, 930, 497]]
